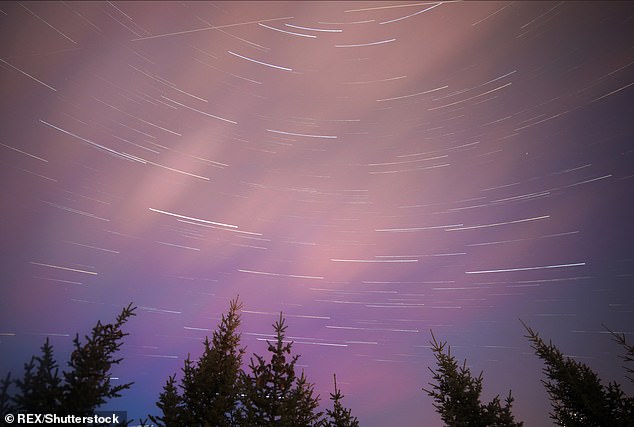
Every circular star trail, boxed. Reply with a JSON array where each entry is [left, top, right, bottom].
[[1, 2, 633, 426]]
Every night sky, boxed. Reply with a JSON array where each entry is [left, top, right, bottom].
[[1, 1, 633, 426]]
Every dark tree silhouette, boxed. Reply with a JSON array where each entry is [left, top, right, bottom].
[[523, 321, 634, 426], [423, 331, 523, 426], [0, 373, 13, 416], [13, 338, 63, 412], [62, 303, 136, 415], [150, 375, 184, 427], [604, 324, 634, 385], [238, 312, 323, 427], [150, 296, 245, 427], [1, 303, 136, 417], [324, 374, 359, 427]]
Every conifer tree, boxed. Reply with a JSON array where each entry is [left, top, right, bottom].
[[150, 296, 245, 427], [149, 375, 184, 427], [2, 304, 136, 416], [423, 331, 523, 426], [62, 303, 136, 415], [605, 325, 634, 385], [13, 338, 63, 412], [523, 321, 634, 426], [239, 312, 323, 427], [286, 371, 323, 427], [324, 374, 359, 427], [0, 373, 13, 416]]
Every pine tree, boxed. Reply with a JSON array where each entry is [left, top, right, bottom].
[[604, 325, 634, 385], [423, 331, 523, 426], [3, 304, 136, 416], [523, 321, 634, 426], [150, 296, 245, 427], [239, 312, 323, 427], [287, 371, 323, 427], [149, 375, 184, 427], [324, 374, 359, 427], [13, 338, 63, 412], [62, 303, 136, 415], [184, 297, 244, 426], [0, 373, 12, 416]]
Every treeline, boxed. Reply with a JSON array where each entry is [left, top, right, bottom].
[[1, 297, 632, 426], [0, 298, 358, 427], [147, 297, 358, 427], [424, 322, 634, 426], [0, 303, 136, 419]]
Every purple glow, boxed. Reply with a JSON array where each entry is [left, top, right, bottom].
[[1, 2, 633, 425]]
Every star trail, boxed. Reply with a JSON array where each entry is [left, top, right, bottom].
[[1, 2, 633, 426]]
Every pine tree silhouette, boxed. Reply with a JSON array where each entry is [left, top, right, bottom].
[[62, 303, 136, 415], [0, 373, 11, 416], [423, 330, 523, 426], [523, 321, 634, 426], [1, 304, 136, 419], [604, 324, 634, 385], [13, 338, 63, 412], [324, 374, 359, 427], [150, 375, 184, 427], [150, 296, 245, 427], [239, 312, 323, 427]]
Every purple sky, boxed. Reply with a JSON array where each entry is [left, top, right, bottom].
[[1, 2, 633, 426]]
